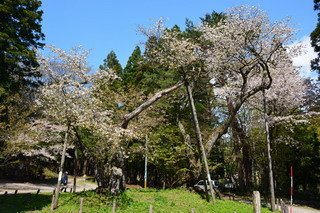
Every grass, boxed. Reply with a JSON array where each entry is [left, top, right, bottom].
[[0, 188, 278, 213]]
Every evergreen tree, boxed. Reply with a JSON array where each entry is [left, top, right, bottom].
[[311, 0, 320, 79], [122, 46, 143, 86], [124, 46, 142, 73], [99, 50, 123, 76], [0, 0, 44, 125]]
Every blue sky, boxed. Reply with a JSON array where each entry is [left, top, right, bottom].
[[41, 0, 317, 77]]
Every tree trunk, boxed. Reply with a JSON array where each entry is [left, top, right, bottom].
[[228, 100, 252, 191], [185, 80, 216, 204], [108, 151, 126, 194]]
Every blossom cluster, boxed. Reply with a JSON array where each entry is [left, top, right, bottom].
[[200, 5, 299, 102]]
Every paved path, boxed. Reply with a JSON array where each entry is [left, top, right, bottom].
[[233, 197, 320, 213], [0, 177, 97, 194], [291, 206, 320, 213]]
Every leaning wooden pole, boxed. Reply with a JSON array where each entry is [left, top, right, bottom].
[[53, 127, 69, 209], [73, 148, 78, 193], [144, 135, 148, 189], [263, 90, 276, 211], [185, 80, 216, 204]]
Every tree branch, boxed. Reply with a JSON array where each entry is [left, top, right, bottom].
[[120, 81, 184, 129]]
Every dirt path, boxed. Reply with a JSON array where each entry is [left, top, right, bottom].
[[0, 177, 98, 194]]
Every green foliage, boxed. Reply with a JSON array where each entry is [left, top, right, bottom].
[[310, 0, 320, 78], [124, 46, 142, 74], [99, 50, 123, 76], [200, 11, 226, 27], [0, 0, 44, 93], [0, 0, 44, 137], [271, 121, 320, 197], [122, 46, 145, 89]]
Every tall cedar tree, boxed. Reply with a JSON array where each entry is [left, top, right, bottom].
[[123, 46, 144, 87], [99, 50, 123, 76], [0, 0, 44, 123], [311, 0, 320, 79]]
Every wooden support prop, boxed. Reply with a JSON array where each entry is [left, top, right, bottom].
[[280, 199, 289, 213], [70, 188, 72, 193], [149, 204, 153, 213], [36, 189, 40, 195], [112, 200, 116, 213], [253, 191, 261, 213], [4, 191, 8, 195], [79, 198, 84, 213], [53, 188, 55, 195], [14, 189, 18, 194], [191, 208, 195, 213], [51, 195, 55, 211]]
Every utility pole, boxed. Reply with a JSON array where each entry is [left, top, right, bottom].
[[263, 90, 276, 211]]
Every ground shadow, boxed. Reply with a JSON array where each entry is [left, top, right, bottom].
[[0, 193, 52, 213]]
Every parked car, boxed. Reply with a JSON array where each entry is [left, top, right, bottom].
[[194, 180, 220, 192], [224, 182, 236, 189]]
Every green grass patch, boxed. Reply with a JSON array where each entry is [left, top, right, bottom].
[[0, 188, 278, 212], [43, 168, 58, 179]]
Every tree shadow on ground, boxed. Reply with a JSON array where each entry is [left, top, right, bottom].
[[0, 193, 52, 213]]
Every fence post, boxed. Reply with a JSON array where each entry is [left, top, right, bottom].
[[112, 199, 116, 213], [36, 189, 40, 195], [280, 199, 289, 213], [253, 191, 261, 213], [79, 198, 84, 213], [191, 208, 195, 213], [149, 204, 153, 213], [15, 189, 18, 194]]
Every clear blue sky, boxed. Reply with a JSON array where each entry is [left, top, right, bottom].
[[41, 0, 317, 74]]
